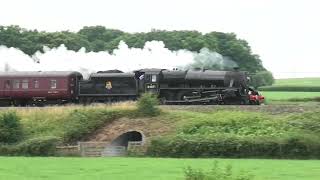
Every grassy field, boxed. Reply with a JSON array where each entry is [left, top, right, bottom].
[[0, 157, 319, 180], [261, 91, 320, 101], [259, 78, 320, 102], [274, 78, 320, 86]]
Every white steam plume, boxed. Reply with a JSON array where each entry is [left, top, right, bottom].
[[0, 41, 235, 78], [185, 48, 238, 70]]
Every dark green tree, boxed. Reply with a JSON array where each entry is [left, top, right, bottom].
[[250, 71, 275, 88], [0, 25, 268, 73], [78, 26, 124, 42]]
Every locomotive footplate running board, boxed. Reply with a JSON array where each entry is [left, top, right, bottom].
[[164, 96, 220, 104]]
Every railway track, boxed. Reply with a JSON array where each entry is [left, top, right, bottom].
[[161, 104, 320, 114], [0, 103, 319, 115]]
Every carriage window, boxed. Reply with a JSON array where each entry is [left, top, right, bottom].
[[50, 80, 57, 89], [22, 80, 29, 89], [5, 80, 10, 89], [13, 80, 20, 89], [151, 75, 157, 82], [34, 80, 39, 88]]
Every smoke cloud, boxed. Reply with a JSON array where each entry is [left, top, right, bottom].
[[0, 41, 235, 78], [185, 48, 238, 70]]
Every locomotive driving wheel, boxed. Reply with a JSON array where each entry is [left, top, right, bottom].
[[176, 90, 198, 103], [159, 91, 175, 104]]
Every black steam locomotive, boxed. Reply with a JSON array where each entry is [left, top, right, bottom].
[[0, 68, 263, 106], [78, 68, 264, 105]]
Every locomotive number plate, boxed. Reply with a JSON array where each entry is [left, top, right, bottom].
[[146, 84, 157, 89]]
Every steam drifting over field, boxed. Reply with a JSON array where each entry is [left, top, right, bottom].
[[0, 41, 236, 78]]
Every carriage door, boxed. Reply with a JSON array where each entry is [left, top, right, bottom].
[[3, 80, 12, 98], [144, 73, 159, 94]]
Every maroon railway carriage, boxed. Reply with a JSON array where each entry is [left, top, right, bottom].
[[0, 71, 82, 106]]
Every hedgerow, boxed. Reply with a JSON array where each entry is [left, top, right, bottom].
[[148, 133, 320, 158], [148, 111, 320, 158], [258, 86, 320, 92], [0, 136, 60, 156]]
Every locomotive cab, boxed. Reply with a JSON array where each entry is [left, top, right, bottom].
[[134, 69, 162, 94], [78, 72, 138, 103]]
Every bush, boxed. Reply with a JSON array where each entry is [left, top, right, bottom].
[[184, 161, 253, 180], [285, 97, 320, 102], [0, 136, 61, 156], [148, 134, 320, 158], [0, 144, 18, 155], [258, 86, 320, 92], [17, 136, 61, 156], [147, 111, 320, 158], [137, 93, 160, 116], [0, 111, 23, 143], [288, 112, 320, 133], [250, 71, 274, 88]]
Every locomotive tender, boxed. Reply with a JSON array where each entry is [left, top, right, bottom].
[[0, 68, 264, 106]]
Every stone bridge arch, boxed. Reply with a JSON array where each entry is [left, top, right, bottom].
[[92, 127, 148, 143], [110, 130, 146, 147], [78, 117, 174, 157]]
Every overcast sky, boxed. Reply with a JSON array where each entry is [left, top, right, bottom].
[[0, 0, 319, 78]]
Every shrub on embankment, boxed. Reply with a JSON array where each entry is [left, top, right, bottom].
[[0, 136, 61, 156], [137, 93, 161, 116], [148, 111, 320, 158], [0, 111, 23, 144]]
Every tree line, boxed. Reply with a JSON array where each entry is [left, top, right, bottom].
[[0, 25, 273, 86]]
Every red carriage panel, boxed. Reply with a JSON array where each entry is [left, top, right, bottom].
[[0, 71, 82, 105]]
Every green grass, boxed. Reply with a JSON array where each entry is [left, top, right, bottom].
[[274, 78, 320, 86], [258, 78, 320, 93], [259, 77, 320, 102], [16, 103, 136, 140], [0, 157, 319, 180], [261, 91, 320, 101]]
